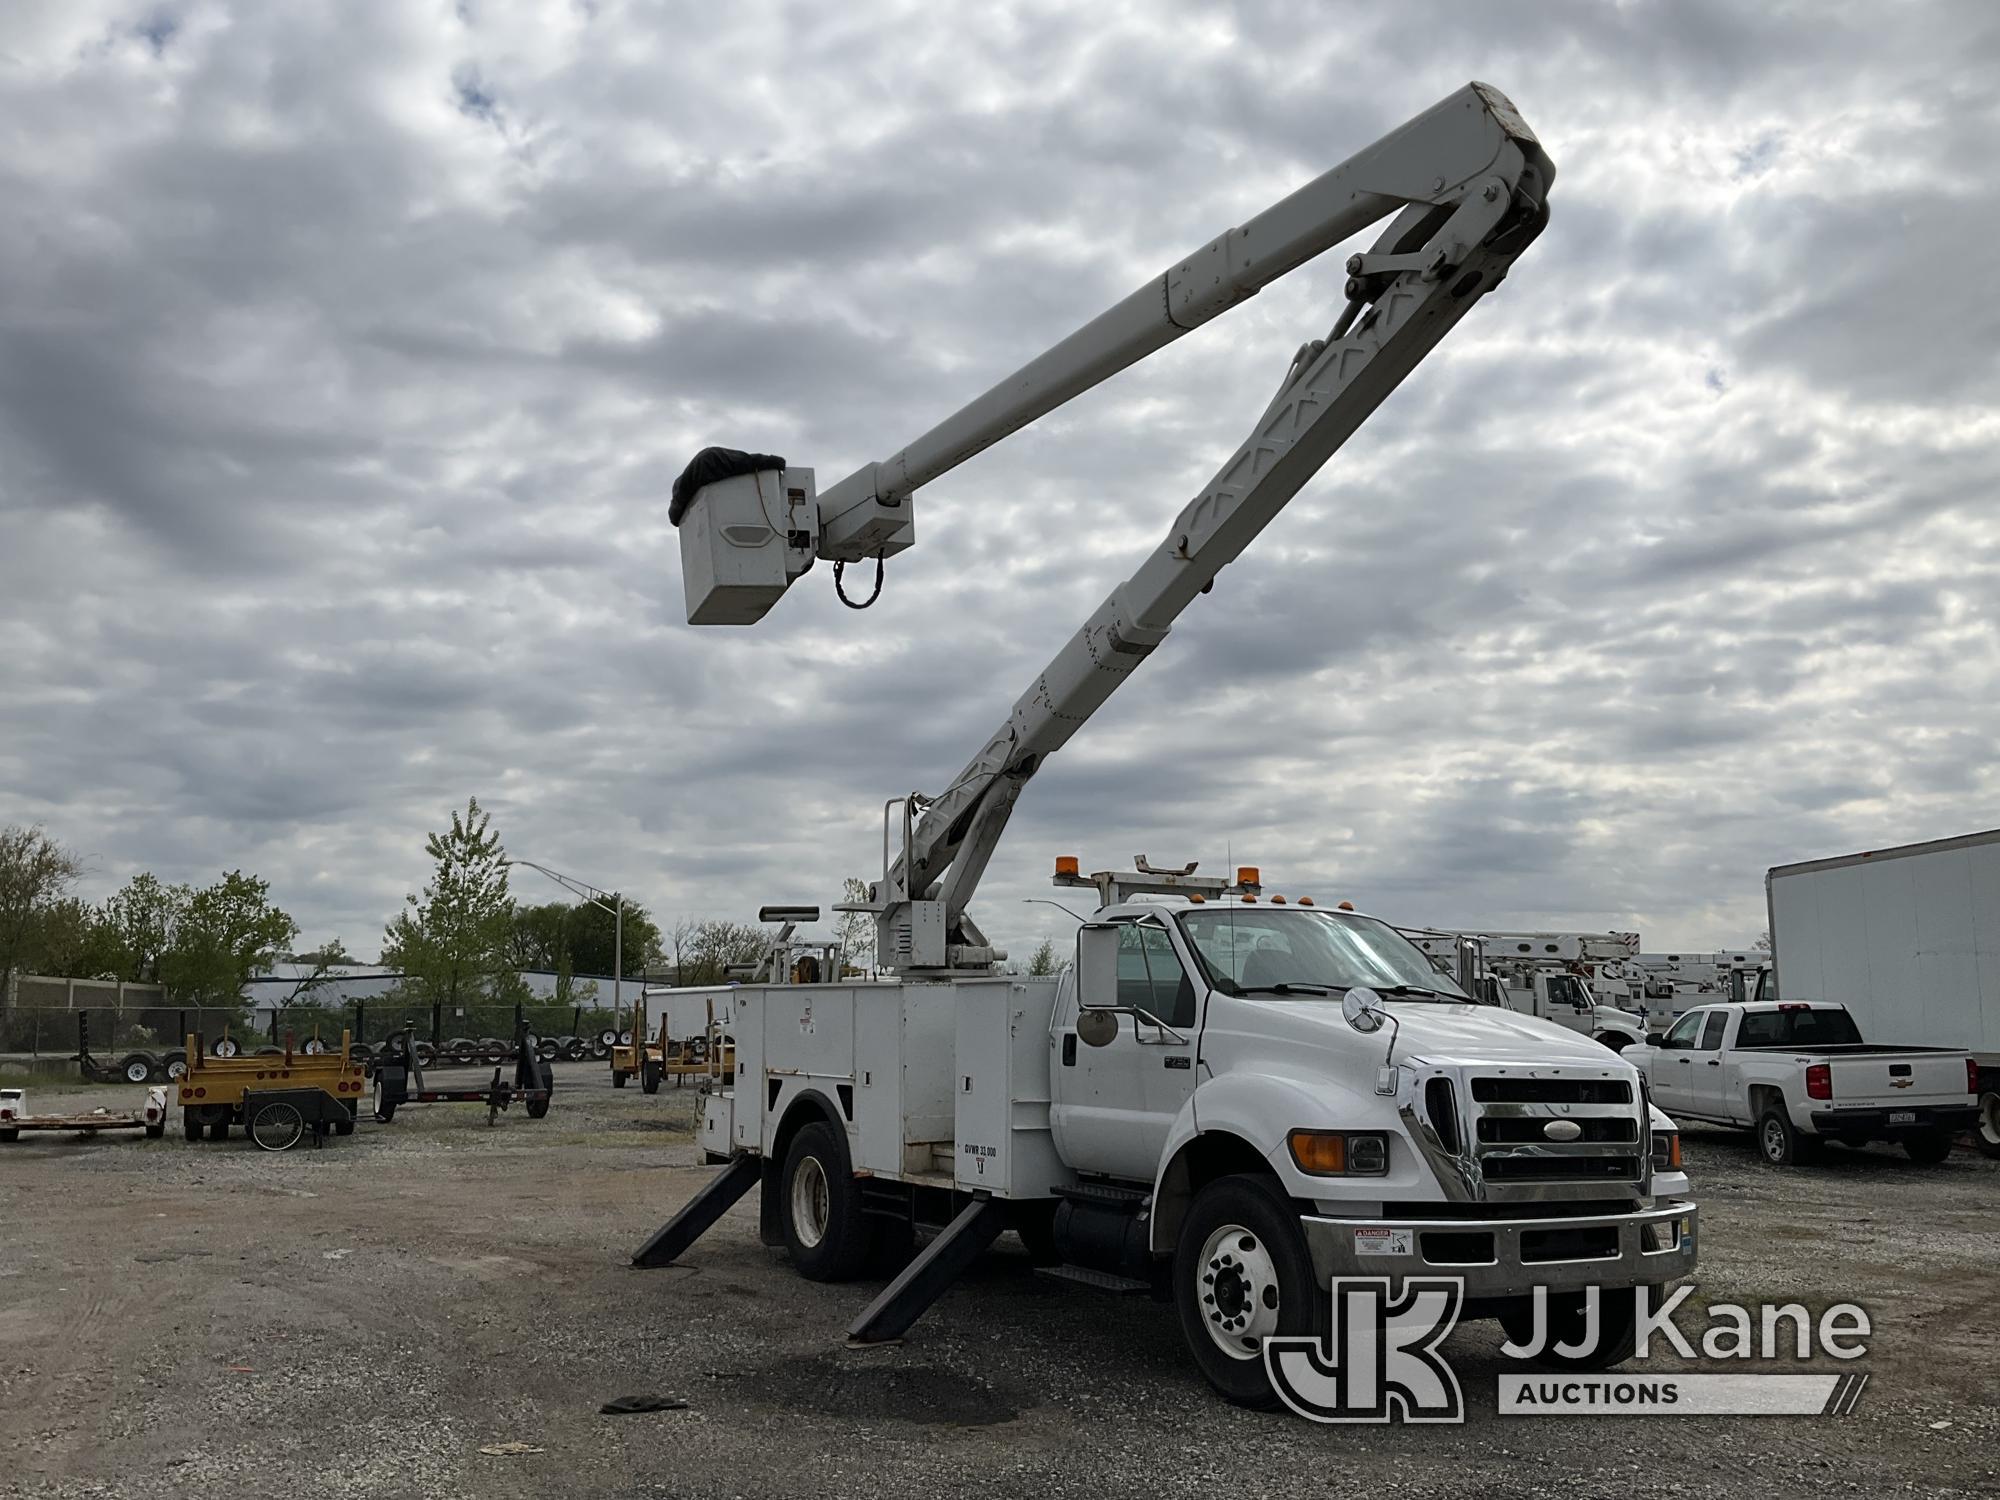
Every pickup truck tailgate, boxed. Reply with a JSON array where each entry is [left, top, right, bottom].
[[1826, 1052, 1967, 1108]]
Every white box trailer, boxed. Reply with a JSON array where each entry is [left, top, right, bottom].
[[1767, 827, 2000, 1154]]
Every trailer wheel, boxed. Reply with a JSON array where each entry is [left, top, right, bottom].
[[145, 1121, 165, 1139], [1976, 1090, 2000, 1161], [182, 1112, 202, 1142], [1757, 1108, 1815, 1166], [780, 1121, 874, 1282], [1172, 1174, 1327, 1410], [300, 1037, 328, 1056], [250, 1101, 306, 1152], [526, 1096, 551, 1120], [334, 1116, 356, 1136], [619, 1030, 634, 1047], [212, 1035, 240, 1059], [208, 1119, 231, 1141], [1499, 1286, 1659, 1371], [598, 1029, 619, 1049], [1903, 1131, 1954, 1165], [611, 1070, 628, 1089], [414, 1041, 439, 1068], [536, 1037, 560, 1063], [120, 1053, 156, 1085], [641, 1061, 662, 1095], [561, 1036, 585, 1062], [163, 1050, 188, 1080]]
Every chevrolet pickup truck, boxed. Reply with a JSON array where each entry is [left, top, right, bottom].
[[1628, 1001, 1977, 1165]]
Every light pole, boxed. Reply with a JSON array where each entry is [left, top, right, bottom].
[[502, 858, 628, 1032]]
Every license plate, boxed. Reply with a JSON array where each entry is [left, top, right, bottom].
[[1889, 1110, 1916, 1125]]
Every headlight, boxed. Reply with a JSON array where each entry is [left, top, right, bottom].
[[1288, 1129, 1389, 1176], [1651, 1130, 1681, 1172]]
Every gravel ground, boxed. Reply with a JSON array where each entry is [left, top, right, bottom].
[[1, 1064, 1995, 1499]]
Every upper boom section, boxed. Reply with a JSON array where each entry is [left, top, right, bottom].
[[674, 83, 1550, 626], [671, 84, 1555, 972]]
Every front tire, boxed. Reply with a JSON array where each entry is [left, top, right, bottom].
[[779, 1121, 873, 1281], [641, 1061, 662, 1095], [1172, 1174, 1326, 1410]]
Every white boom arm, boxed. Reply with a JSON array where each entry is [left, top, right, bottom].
[[673, 83, 1555, 971]]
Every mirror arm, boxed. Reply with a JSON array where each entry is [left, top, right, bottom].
[[1079, 1002, 1187, 1046]]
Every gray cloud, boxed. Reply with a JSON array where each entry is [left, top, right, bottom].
[[2, 0, 1997, 969]]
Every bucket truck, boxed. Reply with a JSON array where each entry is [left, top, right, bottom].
[[640, 83, 1697, 1410], [1400, 930, 1650, 1050]]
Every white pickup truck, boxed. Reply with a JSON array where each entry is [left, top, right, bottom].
[[1629, 1001, 1977, 1166]]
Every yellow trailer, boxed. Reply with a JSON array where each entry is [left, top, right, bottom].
[[177, 1031, 367, 1146]]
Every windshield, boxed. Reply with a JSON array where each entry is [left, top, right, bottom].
[[1176, 908, 1468, 999]]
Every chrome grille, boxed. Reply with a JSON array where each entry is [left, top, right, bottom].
[[1407, 1062, 1649, 1203]]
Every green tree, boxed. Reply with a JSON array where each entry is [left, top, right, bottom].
[[159, 871, 300, 1005], [1027, 936, 1059, 976], [563, 896, 661, 978], [381, 798, 524, 1009], [101, 872, 183, 984], [30, 896, 124, 980], [0, 826, 85, 1009]]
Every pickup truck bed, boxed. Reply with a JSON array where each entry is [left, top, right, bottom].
[[1633, 1001, 1976, 1166]]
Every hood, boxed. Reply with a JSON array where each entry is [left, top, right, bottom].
[[1262, 997, 1637, 1072]]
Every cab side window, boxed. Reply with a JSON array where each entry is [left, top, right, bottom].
[[1116, 923, 1196, 1028], [1660, 1010, 1705, 1050], [1699, 1011, 1729, 1050]]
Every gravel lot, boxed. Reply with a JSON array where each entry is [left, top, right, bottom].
[[1, 1062, 1995, 1499]]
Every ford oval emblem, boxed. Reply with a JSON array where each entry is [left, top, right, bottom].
[[1543, 1119, 1583, 1142]]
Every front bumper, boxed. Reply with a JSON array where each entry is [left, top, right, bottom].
[[1300, 1199, 1697, 1298], [1809, 1105, 1976, 1138]]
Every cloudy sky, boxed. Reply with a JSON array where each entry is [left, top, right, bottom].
[[3, 0, 1996, 968]]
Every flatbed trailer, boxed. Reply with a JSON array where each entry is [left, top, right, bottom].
[[372, 1021, 554, 1123], [0, 1085, 169, 1143], [177, 1030, 367, 1143]]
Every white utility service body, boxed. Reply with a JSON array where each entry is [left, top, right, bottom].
[[640, 83, 1704, 1409], [1627, 1000, 1976, 1166], [1765, 828, 2000, 1157]]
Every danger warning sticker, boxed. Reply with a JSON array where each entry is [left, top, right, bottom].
[[1353, 1226, 1413, 1256]]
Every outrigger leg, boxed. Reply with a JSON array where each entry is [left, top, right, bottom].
[[631, 1153, 762, 1268], [845, 1195, 1008, 1347]]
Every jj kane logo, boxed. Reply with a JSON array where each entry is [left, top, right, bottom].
[[1267, 1280, 1873, 1424]]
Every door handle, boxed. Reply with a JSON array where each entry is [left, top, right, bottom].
[[1705, 1059, 1720, 1067]]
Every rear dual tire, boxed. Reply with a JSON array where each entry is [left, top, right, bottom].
[[779, 1122, 887, 1282]]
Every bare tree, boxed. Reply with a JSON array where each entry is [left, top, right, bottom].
[[833, 877, 874, 977]]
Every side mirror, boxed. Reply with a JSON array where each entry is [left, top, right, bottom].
[[1076, 1009, 1120, 1048], [1644, 1032, 1663, 1047], [1343, 986, 1387, 1034], [1074, 923, 1122, 1049]]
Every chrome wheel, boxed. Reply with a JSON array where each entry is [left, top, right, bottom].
[[789, 1154, 831, 1250], [1195, 1222, 1281, 1360]]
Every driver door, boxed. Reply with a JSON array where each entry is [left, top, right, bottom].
[[1051, 918, 1199, 1183]]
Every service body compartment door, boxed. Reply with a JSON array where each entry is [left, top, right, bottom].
[[954, 978, 1067, 1198]]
